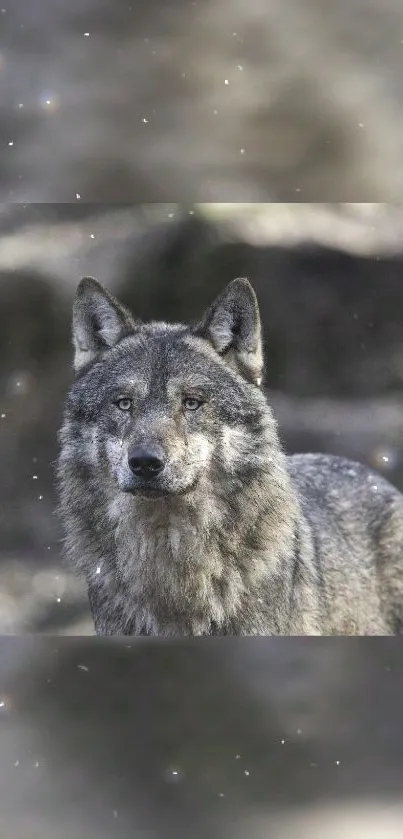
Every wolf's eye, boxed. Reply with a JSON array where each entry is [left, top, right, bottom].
[[115, 398, 133, 412], [183, 397, 203, 412]]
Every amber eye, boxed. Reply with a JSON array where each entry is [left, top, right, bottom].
[[116, 398, 133, 412], [183, 397, 203, 412]]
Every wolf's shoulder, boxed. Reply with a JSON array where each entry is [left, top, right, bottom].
[[286, 452, 402, 503], [287, 452, 379, 482]]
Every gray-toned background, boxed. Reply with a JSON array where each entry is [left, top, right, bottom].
[[2, 0, 403, 201], [2, 3, 403, 836], [0, 637, 402, 838]]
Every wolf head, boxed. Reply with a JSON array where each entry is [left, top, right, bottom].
[[62, 276, 277, 501]]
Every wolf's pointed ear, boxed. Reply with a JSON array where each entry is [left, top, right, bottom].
[[72, 278, 139, 373], [196, 278, 264, 385]]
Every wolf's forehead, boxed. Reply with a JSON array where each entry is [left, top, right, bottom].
[[115, 333, 221, 385]]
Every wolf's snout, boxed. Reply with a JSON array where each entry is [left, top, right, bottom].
[[128, 444, 166, 479]]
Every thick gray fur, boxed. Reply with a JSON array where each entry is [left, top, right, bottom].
[[57, 277, 403, 636]]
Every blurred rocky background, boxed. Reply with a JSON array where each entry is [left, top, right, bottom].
[[2, 203, 403, 633]]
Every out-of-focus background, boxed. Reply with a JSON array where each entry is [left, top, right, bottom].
[[2, 0, 403, 202], [1, 0, 403, 633], [0, 637, 402, 839], [2, 3, 403, 839], [2, 203, 403, 633]]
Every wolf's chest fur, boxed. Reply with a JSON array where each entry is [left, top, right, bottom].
[[106, 495, 251, 635]]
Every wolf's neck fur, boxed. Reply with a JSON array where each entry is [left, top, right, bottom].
[[106, 450, 300, 636]]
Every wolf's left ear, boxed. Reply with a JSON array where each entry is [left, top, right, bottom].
[[72, 277, 139, 373], [196, 278, 264, 385]]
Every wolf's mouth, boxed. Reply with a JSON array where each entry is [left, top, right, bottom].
[[134, 487, 171, 500], [124, 476, 200, 500]]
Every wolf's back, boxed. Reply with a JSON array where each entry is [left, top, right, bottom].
[[287, 453, 403, 635]]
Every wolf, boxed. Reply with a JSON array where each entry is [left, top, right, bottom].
[[57, 276, 403, 636]]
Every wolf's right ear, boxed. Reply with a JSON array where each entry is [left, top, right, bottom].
[[72, 278, 139, 373], [196, 278, 264, 385]]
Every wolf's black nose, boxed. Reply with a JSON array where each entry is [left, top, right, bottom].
[[128, 444, 166, 479]]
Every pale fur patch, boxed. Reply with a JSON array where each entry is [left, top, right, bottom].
[[220, 424, 274, 473], [190, 431, 215, 468], [220, 426, 247, 471], [78, 426, 99, 466]]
